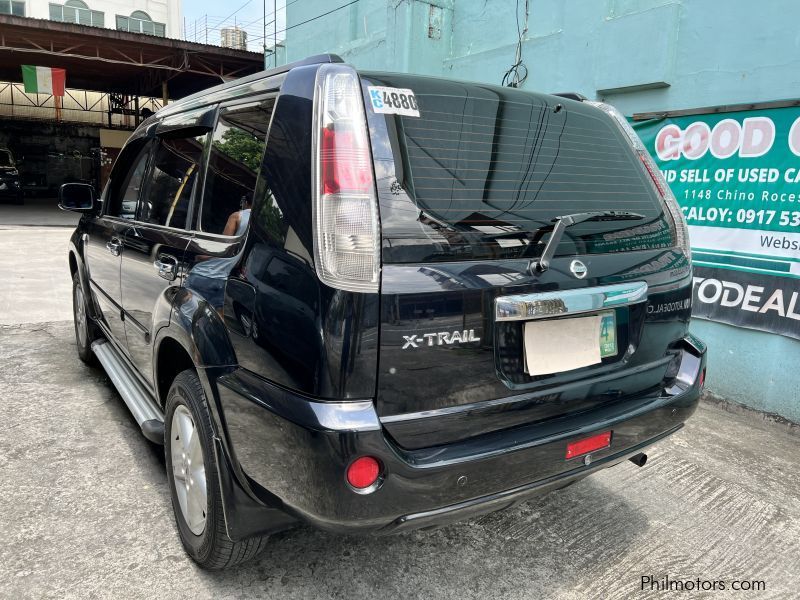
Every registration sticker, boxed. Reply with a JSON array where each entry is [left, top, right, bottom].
[[599, 311, 617, 358], [367, 86, 420, 117]]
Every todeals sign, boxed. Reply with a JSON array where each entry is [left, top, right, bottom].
[[634, 105, 800, 340]]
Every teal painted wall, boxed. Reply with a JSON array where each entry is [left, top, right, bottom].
[[283, 0, 800, 423]]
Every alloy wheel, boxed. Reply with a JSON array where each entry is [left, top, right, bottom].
[[170, 404, 208, 536]]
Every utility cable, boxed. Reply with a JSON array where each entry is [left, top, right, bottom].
[[501, 0, 529, 88]]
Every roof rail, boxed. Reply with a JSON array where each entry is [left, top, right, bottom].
[[158, 54, 344, 117], [551, 92, 588, 102]]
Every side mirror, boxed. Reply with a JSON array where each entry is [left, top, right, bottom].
[[58, 182, 97, 213]]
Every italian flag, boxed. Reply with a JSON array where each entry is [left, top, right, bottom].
[[21, 65, 66, 96]]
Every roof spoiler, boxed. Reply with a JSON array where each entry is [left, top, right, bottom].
[[551, 92, 588, 102]]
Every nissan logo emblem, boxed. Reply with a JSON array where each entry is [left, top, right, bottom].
[[570, 260, 588, 279]]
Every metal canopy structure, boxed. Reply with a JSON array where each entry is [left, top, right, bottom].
[[0, 15, 265, 100]]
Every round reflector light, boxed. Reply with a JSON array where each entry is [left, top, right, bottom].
[[346, 456, 381, 489]]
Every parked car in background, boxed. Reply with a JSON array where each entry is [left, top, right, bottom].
[[62, 54, 706, 570], [0, 148, 23, 204]]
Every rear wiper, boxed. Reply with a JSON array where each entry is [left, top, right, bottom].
[[531, 211, 645, 273]]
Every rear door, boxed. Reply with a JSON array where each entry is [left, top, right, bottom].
[[85, 138, 152, 350], [121, 114, 211, 380], [361, 74, 692, 449]]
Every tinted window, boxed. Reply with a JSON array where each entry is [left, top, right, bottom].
[[138, 134, 207, 228], [105, 139, 152, 220], [202, 99, 274, 235], [362, 74, 673, 263]]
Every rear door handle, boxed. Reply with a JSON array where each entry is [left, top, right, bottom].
[[154, 254, 178, 281], [106, 238, 122, 256]]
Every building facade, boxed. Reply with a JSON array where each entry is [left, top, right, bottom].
[[221, 26, 247, 51], [283, 0, 800, 424], [1, 0, 181, 38]]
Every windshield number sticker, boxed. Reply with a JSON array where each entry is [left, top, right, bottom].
[[368, 86, 420, 117]]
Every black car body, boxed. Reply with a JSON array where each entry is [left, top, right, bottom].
[[0, 148, 23, 204], [64, 54, 706, 567]]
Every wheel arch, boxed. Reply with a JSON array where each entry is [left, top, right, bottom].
[[68, 237, 100, 321], [154, 335, 196, 408]]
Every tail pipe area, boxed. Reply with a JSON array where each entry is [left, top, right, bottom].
[[629, 452, 648, 467]]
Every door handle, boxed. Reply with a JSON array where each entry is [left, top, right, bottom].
[[106, 239, 122, 256], [154, 255, 178, 281]]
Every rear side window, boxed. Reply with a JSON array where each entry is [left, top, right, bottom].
[[361, 74, 674, 263], [138, 133, 207, 228], [201, 99, 275, 235]]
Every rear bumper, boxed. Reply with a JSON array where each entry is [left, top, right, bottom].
[[214, 335, 706, 539], [382, 424, 680, 534], [0, 185, 22, 198]]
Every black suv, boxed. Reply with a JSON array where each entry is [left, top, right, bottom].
[[63, 55, 706, 569], [0, 147, 23, 204]]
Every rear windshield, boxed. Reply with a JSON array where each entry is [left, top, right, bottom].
[[361, 73, 674, 264]]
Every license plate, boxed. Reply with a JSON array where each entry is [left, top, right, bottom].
[[523, 311, 617, 376]]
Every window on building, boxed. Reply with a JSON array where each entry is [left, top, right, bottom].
[[116, 10, 166, 37], [48, 0, 104, 27], [0, 1, 25, 16]]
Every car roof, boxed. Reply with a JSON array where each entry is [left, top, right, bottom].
[[156, 54, 343, 120]]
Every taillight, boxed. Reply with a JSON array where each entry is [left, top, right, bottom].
[[313, 64, 381, 293], [585, 101, 691, 266]]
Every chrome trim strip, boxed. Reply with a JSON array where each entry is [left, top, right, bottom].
[[379, 355, 671, 424], [309, 400, 381, 432], [495, 281, 648, 322]]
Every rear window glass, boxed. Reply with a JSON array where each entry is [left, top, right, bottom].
[[361, 74, 674, 263]]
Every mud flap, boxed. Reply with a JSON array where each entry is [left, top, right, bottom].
[[213, 437, 297, 542]]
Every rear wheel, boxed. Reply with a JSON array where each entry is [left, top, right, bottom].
[[72, 272, 97, 364], [165, 370, 269, 569]]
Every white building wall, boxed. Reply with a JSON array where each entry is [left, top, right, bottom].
[[24, 0, 182, 39]]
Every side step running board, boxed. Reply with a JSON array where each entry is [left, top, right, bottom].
[[92, 340, 165, 445]]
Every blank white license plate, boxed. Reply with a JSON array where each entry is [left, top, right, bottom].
[[523, 311, 617, 376]]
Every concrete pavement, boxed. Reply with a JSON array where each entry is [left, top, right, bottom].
[[0, 197, 80, 228], [1, 225, 798, 599]]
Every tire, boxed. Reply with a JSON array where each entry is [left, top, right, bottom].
[[72, 272, 98, 365], [165, 369, 269, 569]]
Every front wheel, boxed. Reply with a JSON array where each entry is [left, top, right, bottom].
[[72, 272, 97, 364], [165, 370, 269, 569]]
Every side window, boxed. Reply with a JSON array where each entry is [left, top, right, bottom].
[[105, 140, 152, 219], [201, 98, 275, 235], [138, 133, 208, 228]]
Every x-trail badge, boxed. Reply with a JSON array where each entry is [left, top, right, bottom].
[[570, 259, 588, 279]]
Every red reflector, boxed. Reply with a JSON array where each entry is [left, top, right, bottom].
[[346, 456, 381, 489], [566, 431, 612, 459], [699, 368, 706, 389]]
